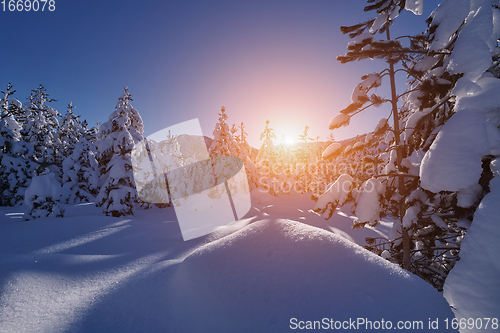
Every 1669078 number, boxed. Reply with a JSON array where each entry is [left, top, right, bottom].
[[1, 0, 55, 11]]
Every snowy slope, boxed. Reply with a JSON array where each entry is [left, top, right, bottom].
[[0, 193, 456, 332], [168, 219, 456, 333]]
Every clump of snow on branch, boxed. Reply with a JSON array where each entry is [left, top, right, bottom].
[[405, 0, 424, 15], [314, 174, 353, 219], [354, 177, 384, 226], [413, 56, 439, 72], [347, 33, 374, 49], [447, 4, 498, 82], [420, 108, 500, 193], [428, 0, 470, 51], [328, 114, 350, 130], [322, 142, 341, 159], [456, 76, 500, 127]]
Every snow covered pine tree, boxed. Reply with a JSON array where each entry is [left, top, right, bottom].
[[256, 119, 278, 194], [96, 87, 144, 217], [315, 1, 421, 272], [412, 0, 500, 319], [208, 106, 258, 191], [21, 84, 61, 176], [60, 103, 99, 203], [316, 0, 500, 291], [24, 168, 64, 219], [208, 106, 243, 159], [0, 84, 34, 206]]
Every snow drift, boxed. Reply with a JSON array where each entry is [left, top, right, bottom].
[[168, 219, 457, 333]]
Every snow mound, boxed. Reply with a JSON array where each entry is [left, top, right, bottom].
[[168, 219, 457, 333]]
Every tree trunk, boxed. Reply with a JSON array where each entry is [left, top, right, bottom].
[[386, 24, 411, 271]]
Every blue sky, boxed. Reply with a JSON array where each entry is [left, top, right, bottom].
[[1, 0, 440, 147]]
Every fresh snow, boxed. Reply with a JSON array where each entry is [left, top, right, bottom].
[[429, 0, 470, 51], [447, 4, 497, 82], [374, 117, 387, 132], [328, 113, 350, 130], [354, 177, 384, 225], [24, 172, 62, 213], [0, 191, 457, 332], [314, 174, 353, 219], [169, 219, 455, 333], [321, 142, 341, 159], [456, 183, 482, 208], [370, 12, 389, 34], [405, 0, 424, 16], [413, 56, 439, 72], [455, 76, 500, 128], [420, 108, 498, 193], [443, 159, 500, 333]]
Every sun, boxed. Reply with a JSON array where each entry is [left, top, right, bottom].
[[283, 134, 297, 146]]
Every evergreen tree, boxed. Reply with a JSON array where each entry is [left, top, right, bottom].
[[58, 103, 86, 159], [257, 119, 276, 163], [0, 84, 34, 206], [315, 0, 500, 290], [314, 0, 440, 284], [256, 120, 277, 193], [208, 106, 242, 158], [298, 125, 310, 163], [131, 131, 182, 209], [21, 84, 61, 174], [84, 120, 99, 144], [95, 87, 144, 217], [60, 141, 99, 204], [24, 168, 64, 219], [237, 122, 251, 160], [397, 0, 500, 290], [327, 132, 335, 143]]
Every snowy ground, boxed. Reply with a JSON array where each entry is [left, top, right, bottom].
[[0, 191, 457, 332]]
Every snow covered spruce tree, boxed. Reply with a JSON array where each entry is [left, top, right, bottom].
[[21, 84, 61, 176], [314, 0, 442, 282], [59, 103, 99, 203], [295, 125, 316, 192], [208, 107, 258, 190], [0, 84, 34, 206], [58, 103, 85, 158], [372, 0, 500, 289], [24, 168, 64, 220], [236, 122, 251, 160], [208, 106, 243, 159], [236, 121, 259, 190], [410, 0, 500, 310], [316, 0, 500, 290], [131, 130, 182, 208], [297, 125, 311, 164], [256, 119, 278, 193], [95, 87, 144, 217]]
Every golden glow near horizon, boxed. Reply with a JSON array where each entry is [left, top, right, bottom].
[[283, 134, 297, 146]]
